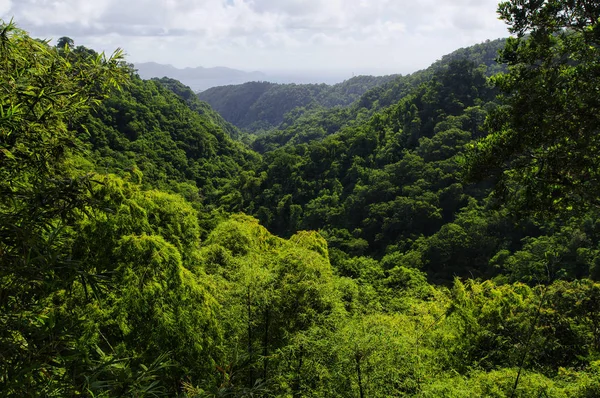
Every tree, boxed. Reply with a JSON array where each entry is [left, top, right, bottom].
[[465, 0, 600, 216], [0, 21, 128, 394], [56, 36, 74, 49]]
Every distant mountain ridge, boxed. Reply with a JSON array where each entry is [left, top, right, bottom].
[[135, 62, 267, 92], [196, 39, 506, 137], [249, 38, 508, 152], [197, 75, 399, 132]]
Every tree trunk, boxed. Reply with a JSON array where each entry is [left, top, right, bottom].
[[263, 307, 270, 380], [356, 352, 364, 398], [247, 286, 253, 387]]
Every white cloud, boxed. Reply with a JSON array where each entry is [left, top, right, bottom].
[[16, 0, 110, 26], [0, 0, 509, 73], [0, 0, 11, 17]]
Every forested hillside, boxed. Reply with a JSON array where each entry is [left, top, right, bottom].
[[3, 1, 600, 396], [81, 74, 255, 198], [197, 75, 398, 132], [251, 38, 507, 153]]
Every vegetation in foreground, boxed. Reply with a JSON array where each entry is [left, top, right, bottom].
[[2, 0, 600, 395]]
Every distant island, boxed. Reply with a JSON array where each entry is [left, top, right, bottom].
[[135, 62, 361, 92], [134, 62, 267, 92]]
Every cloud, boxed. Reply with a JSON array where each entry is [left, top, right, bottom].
[[0, 0, 11, 17], [0, 0, 509, 72]]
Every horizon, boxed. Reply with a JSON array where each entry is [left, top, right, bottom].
[[1, 0, 509, 75], [134, 36, 505, 92]]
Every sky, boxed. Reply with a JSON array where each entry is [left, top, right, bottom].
[[0, 0, 509, 75]]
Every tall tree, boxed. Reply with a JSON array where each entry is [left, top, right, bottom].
[[0, 21, 128, 394], [465, 0, 600, 216], [56, 36, 74, 49]]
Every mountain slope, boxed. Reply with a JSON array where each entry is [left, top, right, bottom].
[[251, 38, 507, 152], [81, 73, 258, 209], [5, 20, 600, 397], [236, 53, 600, 285], [234, 60, 502, 277], [151, 77, 241, 139], [198, 74, 399, 132]]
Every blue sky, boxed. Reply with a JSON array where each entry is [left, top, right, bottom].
[[0, 0, 509, 75]]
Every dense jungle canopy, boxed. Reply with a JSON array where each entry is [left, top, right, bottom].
[[2, 1, 600, 396]]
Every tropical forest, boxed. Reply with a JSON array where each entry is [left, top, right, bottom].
[[2, 0, 600, 396]]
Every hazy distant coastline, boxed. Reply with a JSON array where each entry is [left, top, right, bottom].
[[134, 62, 365, 92]]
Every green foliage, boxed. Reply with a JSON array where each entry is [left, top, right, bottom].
[[111, 233, 221, 385], [153, 77, 241, 140], [82, 73, 258, 208], [236, 58, 509, 283], [0, 21, 129, 395], [466, 0, 600, 216], [198, 76, 398, 133], [250, 39, 505, 153], [5, 7, 600, 396]]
